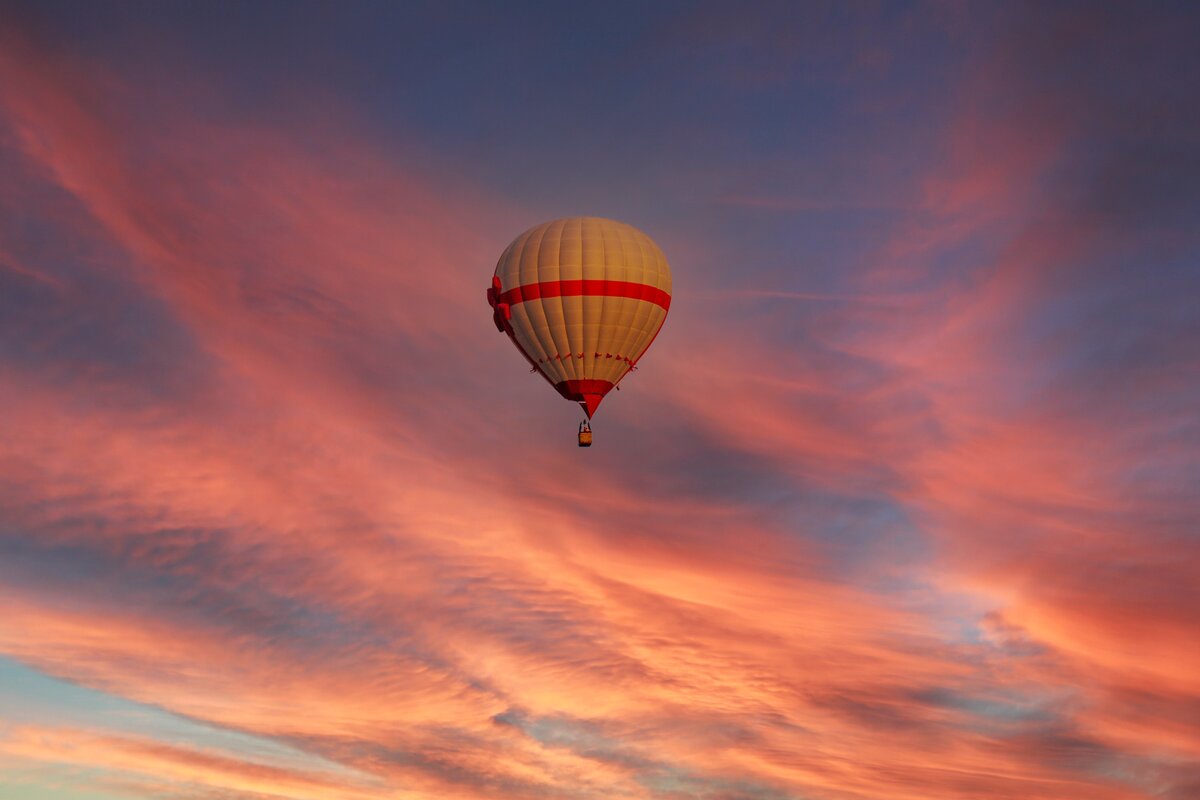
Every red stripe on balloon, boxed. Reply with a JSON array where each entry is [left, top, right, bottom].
[[498, 280, 671, 311]]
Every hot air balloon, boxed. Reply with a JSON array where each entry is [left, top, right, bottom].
[[487, 217, 672, 444]]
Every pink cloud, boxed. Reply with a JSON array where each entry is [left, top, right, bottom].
[[0, 7, 1196, 800]]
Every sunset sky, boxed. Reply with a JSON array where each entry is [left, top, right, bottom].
[[1, 2, 1199, 799]]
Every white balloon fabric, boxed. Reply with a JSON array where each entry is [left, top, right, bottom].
[[488, 217, 672, 418]]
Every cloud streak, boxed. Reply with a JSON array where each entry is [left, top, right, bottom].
[[0, 3, 1197, 799]]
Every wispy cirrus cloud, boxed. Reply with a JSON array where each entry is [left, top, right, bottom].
[[0, 3, 1197, 800]]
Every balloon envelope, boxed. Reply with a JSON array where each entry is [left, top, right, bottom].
[[488, 217, 672, 418]]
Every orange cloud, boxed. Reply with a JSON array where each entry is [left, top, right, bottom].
[[1, 6, 1197, 800]]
